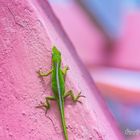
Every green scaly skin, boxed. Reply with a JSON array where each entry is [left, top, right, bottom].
[[36, 46, 85, 140]]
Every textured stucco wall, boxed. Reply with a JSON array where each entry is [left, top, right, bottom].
[[0, 0, 123, 140]]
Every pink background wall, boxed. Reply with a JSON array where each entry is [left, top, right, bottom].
[[0, 0, 123, 140], [50, 1, 140, 71]]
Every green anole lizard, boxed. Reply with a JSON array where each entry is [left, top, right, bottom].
[[37, 46, 85, 140]]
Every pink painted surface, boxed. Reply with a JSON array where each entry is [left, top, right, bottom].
[[0, 0, 123, 140]]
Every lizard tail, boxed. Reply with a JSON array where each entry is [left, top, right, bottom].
[[58, 102, 68, 140]]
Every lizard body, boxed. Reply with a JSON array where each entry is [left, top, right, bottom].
[[37, 46, 84, 140]]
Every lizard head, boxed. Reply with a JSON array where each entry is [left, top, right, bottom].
[[52, 46, 61, 63]]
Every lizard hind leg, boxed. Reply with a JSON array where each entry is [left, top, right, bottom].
[[64, 90, 85, 104], [36, 96, 56, 114]]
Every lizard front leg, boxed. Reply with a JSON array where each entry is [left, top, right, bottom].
[[62, 66, 69, 75], [64, 90, 85, 103], [37, 69, 52, 77], [61, 66, 69, 81]]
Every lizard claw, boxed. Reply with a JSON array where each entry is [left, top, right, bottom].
[[78, 92, 85, 98], [36, 69, 42, 77], [65, 66, 70, 71], [36, 101, 49, 113], [36, 101, 44, 108], [75, 92, 85, 104]]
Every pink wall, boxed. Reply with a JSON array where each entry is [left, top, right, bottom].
[[112, 11, 140, 70], [0, 0, 123, 139]]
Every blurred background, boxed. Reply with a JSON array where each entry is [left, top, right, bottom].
[[49, 0, 140, 140]]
